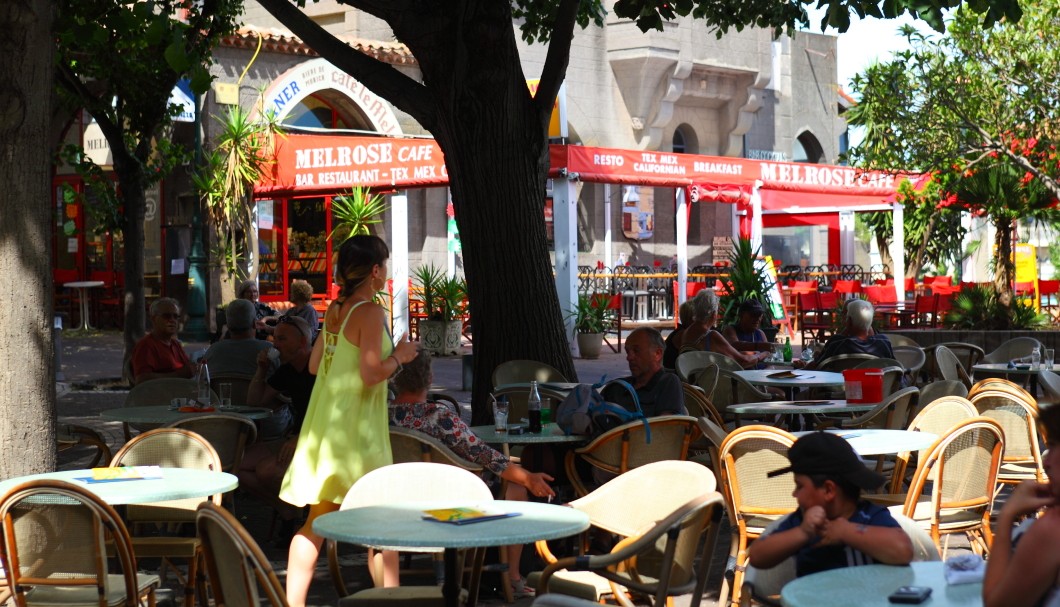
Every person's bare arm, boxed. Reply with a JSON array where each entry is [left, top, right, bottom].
[[749, 507, 824, 569], [984, 482, 1059, 607], [247, 349, 280, 407], [721, 326, 772, 352], [817, 517, 913, 565], [346, 303, 417, 386], [709, 330, 771, 368], [500, 464, 555, 499]]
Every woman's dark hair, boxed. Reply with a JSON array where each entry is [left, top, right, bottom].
[[391, 349, 431, 396], [336, 235, 389, 299]]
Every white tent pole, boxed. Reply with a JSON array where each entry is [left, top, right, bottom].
[[750, 184, 763, 251], [676, 188, 688, 305], [555, 175, 579, 352], [839, 210, 855, 265], [892, 202, 905, 301], [604, 184, 613, 269], [391, 192, 409, 338]]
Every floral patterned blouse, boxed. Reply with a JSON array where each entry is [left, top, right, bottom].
[[388, 401, 509, 477]]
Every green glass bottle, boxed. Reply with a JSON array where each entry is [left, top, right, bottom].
[[783, 338, 793, 363]]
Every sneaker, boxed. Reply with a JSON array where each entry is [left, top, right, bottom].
[[510, 577, 536, 599]]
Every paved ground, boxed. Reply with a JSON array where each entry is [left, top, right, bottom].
[[50, 327, 975, 606]]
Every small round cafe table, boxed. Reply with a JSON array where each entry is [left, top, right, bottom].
[[792, 429, 938, 456], [727, 400, 875, 428], [469, 422, 587, 457], [314, 500, 589, 607], [971, 362, 1060, 397], [781, 562, 982, 607], [0, 468, 238, 505], [63, 280, 105, 331]]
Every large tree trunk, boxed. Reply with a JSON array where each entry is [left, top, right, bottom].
[[116, 163, 148, 371], [0, 0, 57, 477], [994, 217, 1015, 306]]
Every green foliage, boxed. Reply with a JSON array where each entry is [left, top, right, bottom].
[[330, 186, 389, 242], [569, 294, 610, 334], [719, 237, 775, 327], [514, 0, 1019, 43], [413, 264, 466, 321], [194, 106, 284, 278], [944, 285, 1048, 329]]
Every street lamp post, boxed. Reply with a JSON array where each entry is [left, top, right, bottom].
[[183, 90, 209, 341]]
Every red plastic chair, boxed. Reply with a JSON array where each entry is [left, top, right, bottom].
[[1039, 280, 1060, 321], [832, 280, 863, 297]]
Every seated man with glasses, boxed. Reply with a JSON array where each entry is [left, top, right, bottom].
[[130, 297, 195, 385]]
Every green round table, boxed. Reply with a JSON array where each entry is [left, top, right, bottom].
[[781, 562, 982, 607], [0, 468, 238, 505]]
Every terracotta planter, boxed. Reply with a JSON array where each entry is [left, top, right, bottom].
[[577, 332, 604, 359], [421, 319, 463, 356]]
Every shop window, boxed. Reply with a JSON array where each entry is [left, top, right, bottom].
[[257, 199, 285, 298], [763, 224, 830, 268], [292, 197, 329, 296], [671, 124, 698, 155]]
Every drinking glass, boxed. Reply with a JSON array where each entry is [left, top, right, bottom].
[[1046, 349, 1055, 369], [493, 399, 510, 432], [1031, 348, 1041, 369], [219, 383, 233, 410], [801, 340, 816, 363]]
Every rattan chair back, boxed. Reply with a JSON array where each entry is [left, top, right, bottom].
[[916, 380, 969, 416], [209, 374, 253, 408], [0, 479, 159, 607], [693, 363, 721, 401], [681, 383, 725, 428], [981, 337, 1044, 364], [816, 353, 877, 373], [196, 502, 287, 607], [565, 416, 701, 497], [970, 390, 1045, 486], [492, 359, 568, 420], [388, 427, 483, 471], [836, 386, 919, 430], [675, 351, 715, 383], [165, 413, 257, 473], [889, 396, 978, 493], [932, 346, 971, 386], [717, 425, 797, 607], [884, 334, 921, 348]]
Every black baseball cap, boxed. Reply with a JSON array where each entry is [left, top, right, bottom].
[[739, 299, 765, 315], [767, 432, 885, 490]]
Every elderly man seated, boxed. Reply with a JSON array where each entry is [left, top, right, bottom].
[[797, 299, 893, 370], [130, 297, 194, 384], [602, 327, 686, 416], [388, 349, 553, 597], [204, 299, 271, 377]]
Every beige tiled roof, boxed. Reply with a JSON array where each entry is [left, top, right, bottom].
[[221, 26, 416, 65]]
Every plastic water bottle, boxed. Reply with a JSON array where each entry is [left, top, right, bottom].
[[783, 338, 793, 363], [196, 359, 211, 406], [527, 381, 542, 434]]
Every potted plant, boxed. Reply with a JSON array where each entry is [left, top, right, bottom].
[[413, 264, 466, 355], [719, 237, 779, 341], [569, 294, 610, 359]]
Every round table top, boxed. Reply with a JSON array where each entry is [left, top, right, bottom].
[[100, 405, 273, 424], [972, 363, 1060, 376], [781, 561, 982, 607], [728, 400, 877, 416], [0, 468, 238, 505], [314, 500, 590, 549], [469, 423, 588, 445], [734, 370, 846, 388], [792, 429, 939, 456]]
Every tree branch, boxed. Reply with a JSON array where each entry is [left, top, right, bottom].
[[535, 0, 579, 129], [255, 0, 436, 128]]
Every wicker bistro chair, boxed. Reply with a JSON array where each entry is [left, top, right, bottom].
[[915, 380, 969, 417], [819, 386, 919, 432], [1038, 369, 1060, 408], [492, 359, 569, 422], [968, 378, 1037, 407], [681, 383, 725, 429], [564, 416, 701, 498], [164, 413, 257, 474], [195, 502, 287, 607], [388, 427, 484, 471], [815, 353, 879, 373], [892, 417, 1005, 558], [716, 425, 798, 607], [675, 351, 717, 384], [714, 371, 775, 421], [56, 424, 112, 468], [981, 337, 1044, 364], [0, 479, 160, 607], [531, 461, 718, 604], [931, 345, 972, 387], [970, 389, 1046, 495], [693, 363, 722, 402], [886, 396, 979, 495], [109, 428, 224, 607], [884, 334, 921, 349], [535, 493, 725, 607], [208, 374, 254, 408], [892, 346, 927, 385], [329, 463, 494, 605], [122, 378, 207, 441]]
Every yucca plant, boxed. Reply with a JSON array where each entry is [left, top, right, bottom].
[[331, 185, 388, 242], [719, 237, 775, 327]]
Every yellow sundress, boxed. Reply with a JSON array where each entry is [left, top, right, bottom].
[[279, 301, 393, 506]]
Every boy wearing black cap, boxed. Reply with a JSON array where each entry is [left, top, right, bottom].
[[748, 432, 913, 577]]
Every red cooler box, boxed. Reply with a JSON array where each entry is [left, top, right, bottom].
[[843, 369, 884, 403]]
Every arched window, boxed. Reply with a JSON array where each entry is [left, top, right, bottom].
[[671, 124, 699, 155], [281, 92, 374, 131], [792, 131, 824, 163]]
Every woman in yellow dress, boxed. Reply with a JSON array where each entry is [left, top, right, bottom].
[[279, 234, 418, 607]]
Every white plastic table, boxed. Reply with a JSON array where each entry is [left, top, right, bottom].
[[0, 468, 238, 505], [781, 561, 982, 607], [63, 280, 105, 331], [734, 370, 846, 389], [728, 400, 876, 427], [100, 405, 273, 425], [314, 500, 589, 607], [469, 422, 588, 457], [792, 429, 938, 456], [972, 362, 1060, 397]]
